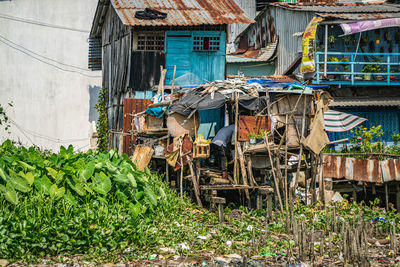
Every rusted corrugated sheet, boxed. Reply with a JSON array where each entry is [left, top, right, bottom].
[[123, 99, 152, 155], [381, 159, 400, 182], [323, 155, 400, 183], [111, 0, 254, 26]]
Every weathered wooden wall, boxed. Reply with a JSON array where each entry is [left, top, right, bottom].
[[102, 6, 132, 148], [129, 51, 165, 91]]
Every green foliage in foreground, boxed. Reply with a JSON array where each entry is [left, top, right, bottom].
[[1, 141, 400, 263]]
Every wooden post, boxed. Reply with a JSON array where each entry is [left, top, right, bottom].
[[212, 197, 226, 223], [396, 184, 400, 211], [247, 156, 256, 186], [233, 92, 239, 185], [171, 65, 176, 95], [284, 114, 289, 213], [290, 95, 307, 205], [187, 159, 202, 207], [385, 182, 389, 211], [267, 190, 273, 220], [165, 136, 170, 183], [265, 136, 284, 212], [237, 144, 250, 201], [179, 139, 184, 198]]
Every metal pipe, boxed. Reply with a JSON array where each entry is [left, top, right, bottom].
[[324, 24, 328, 77]]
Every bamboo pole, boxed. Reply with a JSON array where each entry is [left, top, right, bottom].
[[265, 133, 284, 212], [290, 95, 307, 204], [233, 91, 239, 185], [284, 114, 289, 213]]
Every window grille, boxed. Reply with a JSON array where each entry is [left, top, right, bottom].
[[193, 36, 220, 51], [137, 34, 164, 51]]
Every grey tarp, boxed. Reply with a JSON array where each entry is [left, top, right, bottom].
[[170, 90, 226, 116], [238, 96, 268, 113], [171, 89, 271, 116]]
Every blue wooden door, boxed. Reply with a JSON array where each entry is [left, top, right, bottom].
[[165, 31, 226, 86]]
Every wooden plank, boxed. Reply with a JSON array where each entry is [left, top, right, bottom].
[[131, 145, 154, 171], [238, 115, 271, 141]]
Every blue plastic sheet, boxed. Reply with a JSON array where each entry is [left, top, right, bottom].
[[145, 107, 165, 118]]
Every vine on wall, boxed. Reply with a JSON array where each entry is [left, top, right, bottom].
[[0, 102, 13, 133], [95, 88, 109, 152]]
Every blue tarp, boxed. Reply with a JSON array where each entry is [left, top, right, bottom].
[[145, 107, 165, 118], [246, 79, 329, 90]]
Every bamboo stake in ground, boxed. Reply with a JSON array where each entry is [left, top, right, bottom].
[[284, 114, 289, 213], [265, 133, 284, 212]]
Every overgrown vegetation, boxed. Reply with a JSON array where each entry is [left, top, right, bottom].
[[0, 141, 399, 264], [324, 125, 400, 158], [95, 88, 109, 152]]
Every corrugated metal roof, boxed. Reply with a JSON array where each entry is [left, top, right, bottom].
[[227, 39, 277, 63], [323, 155, 400, 183], [317, 12, 400, 20], [270, 2, 400, 13], [329, 97, 400, 107], [111, 0, 254, 26]]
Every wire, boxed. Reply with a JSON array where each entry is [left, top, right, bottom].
[[0, 13, 89, 33], [0, 37, 101, 78], [0, 34, 92, 72], [9, 119, 90, 144]]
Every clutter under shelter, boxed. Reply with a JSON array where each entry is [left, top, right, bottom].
[[127, 77, 333, 209]]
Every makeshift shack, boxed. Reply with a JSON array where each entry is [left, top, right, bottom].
[[128, 77, 332, 209]]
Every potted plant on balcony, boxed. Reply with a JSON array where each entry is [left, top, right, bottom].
[[327, 56, 339, 79], [328, 35, 336, 48], [362, 63, 381, 81], [340, 58, 350, 80]]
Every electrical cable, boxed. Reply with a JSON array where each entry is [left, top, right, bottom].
[[0, 13, 89, 33], [0, 34, 92, 72], [9, 119, 90, 143], [0, 37, 101, 78]]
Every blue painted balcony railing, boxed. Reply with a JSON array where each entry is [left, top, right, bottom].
[[314, 52, 400, 85]]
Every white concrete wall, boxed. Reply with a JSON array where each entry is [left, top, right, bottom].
[[0, 0, 101, 151]]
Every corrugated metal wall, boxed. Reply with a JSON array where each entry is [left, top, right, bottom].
[[227, 0, 256, 53], [271, 7, 315, 74], [331, 110, 400, 143], [123, 98, 152, 155], [102, 6, 132, 149]]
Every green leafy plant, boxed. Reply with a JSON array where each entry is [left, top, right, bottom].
[[95, 88, 109, 152], [349, 125, 384, 153]]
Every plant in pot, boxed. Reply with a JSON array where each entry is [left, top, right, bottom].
[[340, 58, 350, 80], [248, 132, 259, 145], [327, 56, 340, 79], [328, 35, 336, 48], [248, 129, 267, 145], [362, 63, 381, 81]]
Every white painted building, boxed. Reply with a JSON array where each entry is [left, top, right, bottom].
[[0, 0, 101, 151]]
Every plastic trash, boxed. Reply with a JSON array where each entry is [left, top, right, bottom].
[[372, 217, 387, 223]]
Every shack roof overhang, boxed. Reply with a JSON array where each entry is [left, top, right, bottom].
[[90, 0, 254, 38], [235, 2, 400, 42]]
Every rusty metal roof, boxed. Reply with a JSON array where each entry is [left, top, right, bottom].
[[269, 2, 400, 13], [227, 39, 277, 63], [323, 155, 400, 183], [329, 97, 400, 107], [317, 12, 400, 20], [111, 0, 253, 26]]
